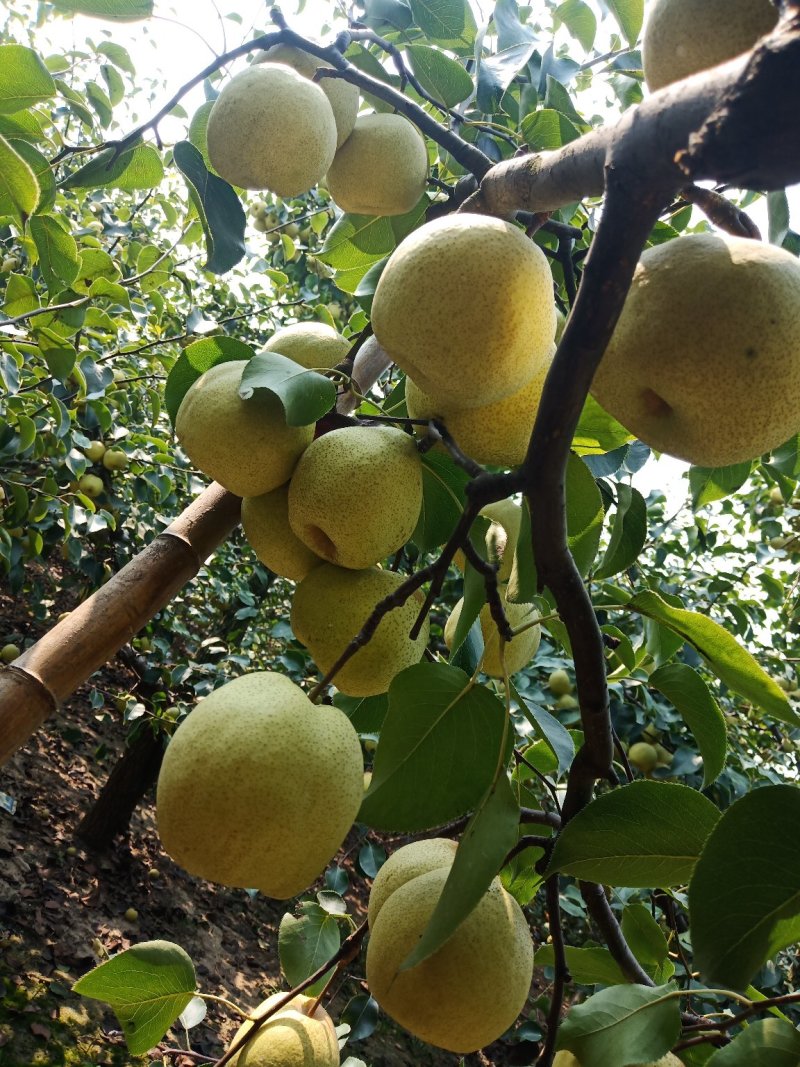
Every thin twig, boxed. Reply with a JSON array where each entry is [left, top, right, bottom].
[[538, 875, 569, 1067]]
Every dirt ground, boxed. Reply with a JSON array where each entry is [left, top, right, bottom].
[[0, 590, 545, 1067]]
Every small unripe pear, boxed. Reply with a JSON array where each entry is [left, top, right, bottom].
[[444, 593, 540, 678], [102, 448, 128, 471], [628, 741, 659, 774], [1, 643, 21, 663], [82, 441, 106, 463], [78, 474, 104, 499], [548, 669, 573, 696]]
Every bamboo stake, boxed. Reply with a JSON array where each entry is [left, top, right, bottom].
[[0, 483, 241, 766]]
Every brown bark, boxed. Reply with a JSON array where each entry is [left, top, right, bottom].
[[0, 483, 241, 766]]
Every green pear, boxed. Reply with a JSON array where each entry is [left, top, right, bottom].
[[156, 672, 363, 899], [228, 993, 339, 1067], [367, 838, 458, 928], [102, 448, 128, 471], [554, 1052, 684, 1066], [241, 485, 322, 582], [454, 498, 523, 582], [548, 669, 573, 696], [287, 426, 422, 569], [78, 473, 104, 499], [260, 322, 350, 371], [291, 564, 430, 696], [628, 741, 659, 774], [1, 643, 21, 663], [82, 441, 106, 463], [444, 589, 540, 678]]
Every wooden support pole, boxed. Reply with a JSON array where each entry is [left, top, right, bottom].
[[0, 483, 241, 766]]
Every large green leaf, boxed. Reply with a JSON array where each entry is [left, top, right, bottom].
[[62, 143, 164, 191], [51, 0, 154, 18], [521, 108, 580, 150], [510, 682, 574, 777], [359, 663, 507, 831], [547, 780, 720, 887], [537, 944, 626, 986], [279, 902, 340, 997], [605, 0, 643, 46], [407, 0, 475, 46], [689, 461, 753, 508], [706, 1020, 800, 1067], [173, 140, 245, 275], [239, 352, 336, 427], [164, 336, 254, 426], [30, 215, 80, 294], [0, 139, 54, 216], [0, 46, 55, 114], [555, 0, 597, 51], [0, 134, 39, 219], [621, 903, 674, 983], [574, 394, 634, 455], [690, 785, 800, 990], [72, 941, 196, 1055], [557, 983, 681, 1067], [594, 483, 647, 579], [628, 590, 797, 725], [650, 663, 727, 788], [411, 450, 470, 553], [406, 44, 474, 106]]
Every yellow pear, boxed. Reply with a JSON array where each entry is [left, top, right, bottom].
[[554, 1052, 684, 1067], [228, 993, 339, 1066], [241, 485, 322, 582], [207, 65, 337, 194], [367, 838, 458, 928], [404, 344, 553, 466], [291, 564, 430, 696], [82, 440, 105, 463], [326, 113, 428, 217], [591, 234, 800, 468], [366, 862, 534, 1053], [156, 672, 363, 898], [642, 0, 777, 90], [175, 361, 313, 497], [548, 669, 573, 696], [628, 741, 659, 774], [287, 426, 422, 569], [372, 213, 556, 408], [444, 590, 540, 678], [256, 43, 358, 147], [260, 322, 350, 371]]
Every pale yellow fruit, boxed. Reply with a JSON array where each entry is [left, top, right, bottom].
[[556, 694, 578, 710], [207, 65, 337, 194], [367, 838, 458, 928], [260, 322, 350, 371], [82, 441, 105, 463], [228, 993, 339, 1067], [444, 591, 540, 678], [78, 473, 104, 498], [326, 113, 428, 217], [372, 213, 556, 408], [405, 345, 553, 467], [642, 0, 777, 90], [156, 672, 363, 898], [102, 448, 128, 471], [553, 1052, 684, 1067], [591, 234, 800, 468], [628, 741, 659, 774], [291, 564, 430, 697], [655, 743, 674, 767], [366, 865, 534, 1053], [287, 426, 422, 569], [257, 43, 358, 149], [176, 361, 313, 497], [241, 485, 322, 582], [548, 668, 573, 696]]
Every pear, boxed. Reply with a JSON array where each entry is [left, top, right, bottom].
[[326, 113, 428, 217], [156, 672, 363, 898], [554, 1053, 684, 1067], [207, 65, 337, 194], [367, 838, 458, 928], [288, 426, 422, 569], [78, 473, 104, 498], [444, 590, 540, 678], [257, 43, 358, 148], [227, 993, 339, 1066], [175, 361, 313, 497], [82, 440, 105, 463], [628, 741, 659, 774], [365, 853, 534, 1053], [642, 0, 777, 90], [548, 668, 573, 696], [453, 499, 523, 583], [591, 233, 800, 468], [260, 322, 350, 371], [102, 448, 128, 471], [291, 564, 430, 697], [372, 213, 556, 408], [241, 485, 322, 582]]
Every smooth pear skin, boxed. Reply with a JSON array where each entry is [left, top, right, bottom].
[[291, 564, 430, 696], [326, 113, 428, 217], [156, 672, 363, 898], [642, 0, 777, 90], [591, 234, 800, 468], [288, 426, 423, 569], [176, 361, 312, 497], [260, 322, 350, 371], [444, 591, 540, 677], [228, 993, 339, 1066], [366, 865, 534, 1053], [241, 485, 322, 582], [372, 214, 556, 408], [207, 65, 337, 194], [367, 837, 458, 928]]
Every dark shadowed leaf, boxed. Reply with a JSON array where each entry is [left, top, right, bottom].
[[650, 663, 727, 787], [510, 682, 574, 776], [621, 903, 674, 983], [412, 451, 470, 553], [173, 140, 245, 274], [341, 995, 379, 1041], [706, 1020, 800, 1067], [239, 351, 336, 427], [594, 483, 647, 579]]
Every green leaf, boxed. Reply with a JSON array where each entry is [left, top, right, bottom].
[[30, 215, 80, 294], [0, 134, 39, 219], [510, 681, 574, 776], [279, 902, 340, 997], [547, 780, 720, 887], [188, 101, 215, 171], [3, 272, 39, 317], [0, 139, 55, 216], [605, 0, 643, 46], [621, 903, 674, 983], [689, 461, 753, 508], [412, 450, 470, 553], [507, 499, 535, 604], [62, 144, 164, 191], [557, 983, 681, 1067], [401, 772, 519, 970], [239, 352, 336, 428], [406, 44, 474, 106], [628, 590, 797, 726], [51, 0, 154, 18], [650, 663, 727, 788], [446, 517, 491, 658], [173, 141, 246, 275], [555, 0, 597, 51], [407, 0, 475, 46], [359, 663, 508, 831], [319, 212, 396, 271], [574, 395, 634, 455], [767, 191, 790, 247], [536, 944, 627, 986], [96, 41, 136, 74], [164, 336, 254, 426], [521, 108, 580, 151], [594, 484, 647, 579], [0, 46, 55, 114], [477, 42, 537, 112], [689, 784, 800, 990], [37, 330, 77, 381], [567, 453, 605, 576], [706, 1019, 800, 1067], [72, 940, 196, 1055]]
